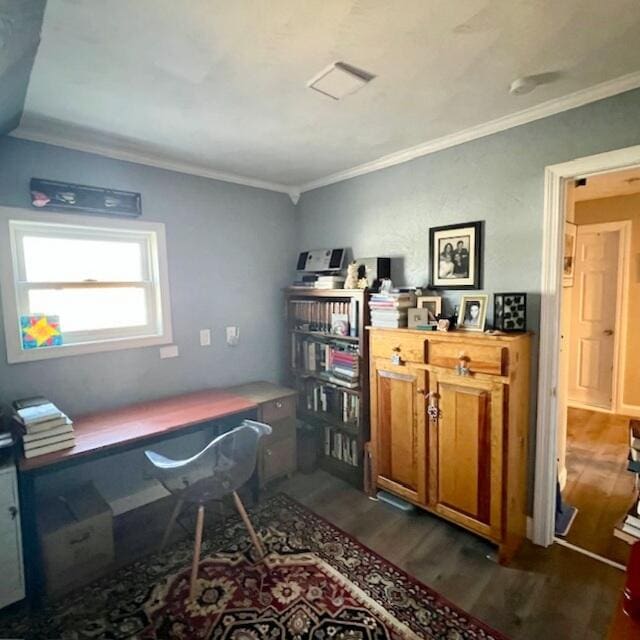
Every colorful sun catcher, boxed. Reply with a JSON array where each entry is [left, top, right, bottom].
[[21, 315, 63, 350]]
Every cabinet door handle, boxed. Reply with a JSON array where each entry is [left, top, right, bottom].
[[9, 506, 18, 520], [455, 354, 471, 376], [275, 400, 283, 409], [426, 392, 441, 423]]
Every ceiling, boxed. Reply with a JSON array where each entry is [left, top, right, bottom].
[[574, 167, 640, 202], [10, 0, 640, 194]]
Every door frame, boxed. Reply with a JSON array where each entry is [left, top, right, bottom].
[[533, 144, 640, 547], [566, 220, 631, 413]]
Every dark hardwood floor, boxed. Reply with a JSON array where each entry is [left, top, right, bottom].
[[563, 407, 635, 565], [273, 469, 624, 640]]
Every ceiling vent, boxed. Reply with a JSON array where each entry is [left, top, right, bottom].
[[307, 62, 375, 100]]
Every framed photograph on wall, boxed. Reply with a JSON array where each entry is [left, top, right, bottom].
[[457, 294, 488, 332], [429, 221, 483, 289], [563, 222, 577, 287]]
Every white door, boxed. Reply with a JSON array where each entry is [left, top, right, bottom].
[[567, 225, 620, 409]]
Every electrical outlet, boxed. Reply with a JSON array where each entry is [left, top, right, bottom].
[[226, 326, 239, 346], [199, 329, 211, 346]]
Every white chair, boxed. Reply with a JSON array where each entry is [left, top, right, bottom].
[[145, 419, 272, 599]]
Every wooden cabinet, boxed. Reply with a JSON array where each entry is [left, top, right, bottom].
[[369, 328, 531, 562], [0, 461, 24, 608], [225, 382, 297, 488]]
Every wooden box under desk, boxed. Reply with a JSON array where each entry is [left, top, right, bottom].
[[368, 327, 532, 563], [225, 382, 298, 488]]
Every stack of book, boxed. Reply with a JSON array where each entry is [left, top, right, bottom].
[[13, 397, 75, 459], [615, 502, 640, 544], [330, 345, 359, 388], [369, 292, 416, 328]]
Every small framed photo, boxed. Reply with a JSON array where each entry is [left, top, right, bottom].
[[429, 221, 483, 289], [563, 222, 577, 287], [457, 295, 488, 332], [416, 296, 442, 322], [494, 293, 527, 332], [408, 308, 433, 329]]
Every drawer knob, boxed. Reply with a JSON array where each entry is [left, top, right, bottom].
[[8, 506, 17, 520], [455, 354, 471, 376]]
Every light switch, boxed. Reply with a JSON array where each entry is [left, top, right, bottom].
[[200, 329, 211, 346], [160, 345, 179, 359], [226, 326, 239, 346]]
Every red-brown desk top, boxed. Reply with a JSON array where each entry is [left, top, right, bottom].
[[19, 389, 257, 473]]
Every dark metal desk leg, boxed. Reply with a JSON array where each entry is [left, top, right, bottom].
[[18, 470, 44, 607]]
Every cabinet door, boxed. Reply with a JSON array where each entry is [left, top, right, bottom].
[[370, 359, 427, 505], [0, 467, 24, 608], [428, 371, 504, 541]]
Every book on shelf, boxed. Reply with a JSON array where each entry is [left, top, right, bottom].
[[289, 299, 360, 337], [15, 402, 63, 426], [303, 380, 360, 428], [22, 420, 73, 443], [323, 426, 358, 467]]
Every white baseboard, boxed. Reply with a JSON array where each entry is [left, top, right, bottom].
[[567, 400, 613, 414], [619, 403, 640, 419]]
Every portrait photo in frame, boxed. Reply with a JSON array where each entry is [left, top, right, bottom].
[[429, 221, 483, 290], [457, 294, 488, 332]]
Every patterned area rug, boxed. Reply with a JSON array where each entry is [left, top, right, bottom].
[[0, 494, 508, 639]]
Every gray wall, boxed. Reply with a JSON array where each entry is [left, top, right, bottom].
[[0, 137, 296, 417], [297, 87, 640, 500]]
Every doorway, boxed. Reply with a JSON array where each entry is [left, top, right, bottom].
[[533, 145, 640, 561]]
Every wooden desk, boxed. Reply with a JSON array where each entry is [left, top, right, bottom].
[[20, 389, 256, 472], [17, 388, 257, 603]]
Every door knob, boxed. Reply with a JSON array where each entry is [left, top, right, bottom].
[[603, 329, 614, 336]]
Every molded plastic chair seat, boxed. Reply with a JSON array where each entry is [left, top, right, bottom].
[[144, 419, 272, 599]]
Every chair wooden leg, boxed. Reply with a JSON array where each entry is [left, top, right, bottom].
[[189, 505, 205, 600], [161, 496, 184, 550], [233, 491, 265, 559]]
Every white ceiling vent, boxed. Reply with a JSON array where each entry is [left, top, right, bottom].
[[307, 62, 375, 100]]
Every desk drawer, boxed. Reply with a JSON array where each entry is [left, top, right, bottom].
[[427, 340, 505, 376], [370, 333, 426, 364], [261, 396, 295, 423]]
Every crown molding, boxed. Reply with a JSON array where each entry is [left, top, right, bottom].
[[298, 71, 640, 194], [10, 71, 640, 203], [9, 117, 298, 200]]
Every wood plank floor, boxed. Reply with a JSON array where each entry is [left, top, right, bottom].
[[563, 407, 634, 565], [272, 470, 624, 640]]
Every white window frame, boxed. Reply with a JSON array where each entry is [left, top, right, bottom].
[[0, 209, 173, 363]]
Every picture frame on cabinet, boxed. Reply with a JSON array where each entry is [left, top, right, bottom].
[[457, 294, 488, 332], [416, 296, 442, 322], [494, 293, 527, 332], [429, 221, 483, 289]]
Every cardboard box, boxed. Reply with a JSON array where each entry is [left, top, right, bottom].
[[38, 482, 114, 596]]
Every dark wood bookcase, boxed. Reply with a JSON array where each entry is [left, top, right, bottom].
[[284, 288, 370, 488]]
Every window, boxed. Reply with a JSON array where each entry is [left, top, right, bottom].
[[1, 214, 172, 363]]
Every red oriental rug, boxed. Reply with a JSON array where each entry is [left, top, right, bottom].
[[0, 494, 509, 639]]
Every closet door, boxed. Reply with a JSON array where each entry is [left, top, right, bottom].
[[428, 370, 504, 541], [370, 359, 427, 505]]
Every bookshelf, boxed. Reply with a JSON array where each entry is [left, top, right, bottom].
[[285, 288, 370, 488]]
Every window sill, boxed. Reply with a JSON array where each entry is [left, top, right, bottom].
[[5, 332, 173, 364]]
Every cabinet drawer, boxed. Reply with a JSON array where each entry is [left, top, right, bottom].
[[262, 437, 296, 483], [269, 416, 296, 442], [261, 396, 295, 423], [427, 340, 505, 376], [370, 333, 426, 363]]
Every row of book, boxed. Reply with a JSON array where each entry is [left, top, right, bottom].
[[13, 396, 75, 459], [369, 292, 416, 328], [303, 381, 360, 427], [323, 427, 359, 467], [290, 299, 359, 337], [292, 336, 360, 385]]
